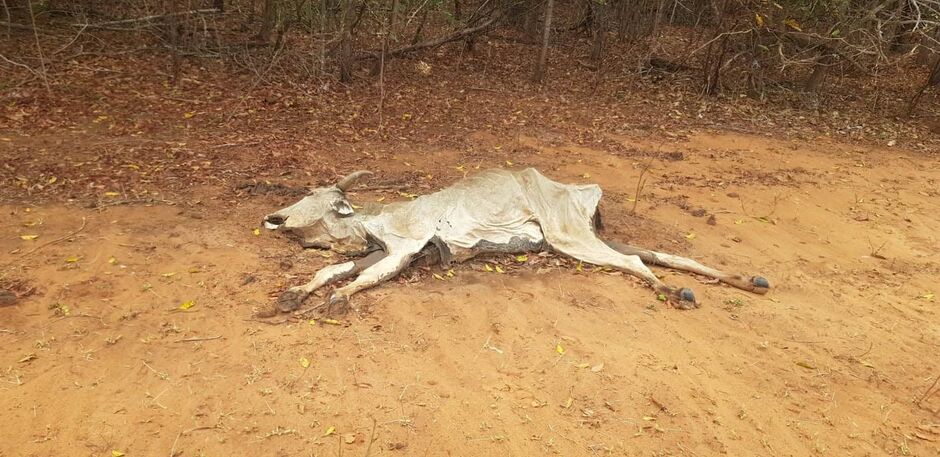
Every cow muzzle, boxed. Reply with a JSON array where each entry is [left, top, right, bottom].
[[264, 214, 287, 230]]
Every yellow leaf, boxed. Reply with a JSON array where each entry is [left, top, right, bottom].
[[515, 254, 528, 263], [103, 191, 120, 197], [65, 256, 80, 263], [377, 196, 386, 202], [685, 233, 696, 240], [505, 160, 513, 166], [581, 173, 591, 179], [183, 112, 196, 119], [188, 267, 202, 273], [111, 451, 125, 457], [455, 165, 465, 172], [734, 219, 744, 224], [562, 397, 573, 409], [20, 234, 38, 240], [322, 319, 342, 325], [108, 256, 117, 264], [162, 272, 176, 277], [323, 426, 335, 437], [576, 362, 590, 369], [642, 416, 656, 421], [93, 115, 108, 123], [401, 113, 412, 120], [576, 261, 584, 272], [300, 357, 310, 368], [920, 293, 935, 300], [495, 265, 505, 274], [47, 176, 57, 184], [795, 361, 815, 370], [433, 273, 445, 280], [755, 13, 765, 26], [125, 164, 140, 170], [484, 264, 494, 272], [351, 204, 362, 209], [784, 18, 803, 32], [555, 343, 566, 355], [179, 300, 195, 310], [252, 228, 261, 236], [446, 269, 455, 278]]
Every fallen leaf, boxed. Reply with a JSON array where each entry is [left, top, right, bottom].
[[591, 363, 605, 373], [795, 361, 815, 370], [576, 261, 584, 272], [300, 357, 310, 368], [343, 433, 356, 444], [183, 112, 196, 119], [685, 233, 696, 240], [446, 269, 455, 278], [377, 196, 386, 202], [755, 13, 765, 26], [179, 300, 195, 310], [111, 451, 125, 457], [323, 426, 335, 437], [162, 272, 176, 277], [576, 362, 590, 369], [495, 265, 505, 274], [920, 292, 934, 300], [20, 234, 38, 240], [734, 219, 744, 224], [555, 343, 566, 355], [505, 160, 513, 166], [252, 228, 261, 236], [65, 256, 80, 263], [47, 176, 57, 184], [322, 319, 342, 325], [108, 256, 117, 265], [562, 397, 573, 409], [581, 173, 591, 178], [433, 273, 445, 280], [515, 254, 528, 263], [484, 264, 494, 272], [784, 18, 803, 31]]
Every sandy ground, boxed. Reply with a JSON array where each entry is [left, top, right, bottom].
[[1, 131, 938, 456]]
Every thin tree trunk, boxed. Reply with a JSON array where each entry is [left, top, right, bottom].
[[453, 0, 461, 21], [258, 0, 276, 42], [533, 0, 554, 83], [169, 0, 181, 85]]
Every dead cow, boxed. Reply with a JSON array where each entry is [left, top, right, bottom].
[[265, 168, 770, 314]]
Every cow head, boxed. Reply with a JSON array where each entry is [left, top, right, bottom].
[[264, 170, 373, 253]]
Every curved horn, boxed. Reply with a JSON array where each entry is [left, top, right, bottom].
[[335, 170, 373, 191]]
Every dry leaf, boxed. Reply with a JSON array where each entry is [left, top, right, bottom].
[[755, 13, 765, 26], [300, 357, 310, 368], [103, 191, 120, 197], [111, 451, 125, 457], [179, 300, 195, 310], [784, 18, 803, 31], [183, 112, 196, 119], [591, 363, 605, 373], [252, 228, 261, 236], [575, 362, 590, 369], [484, 264, 494, 272], [495, 265, 505, 274], [562, 397, 573, 409], [446, 269, 455, 277], [65, 256, 80, 263], [515, 254, 528, 263], [108, 256, 117, 265], [555, 343, 566, 355], [323, 426, 335, 437], [20, 234, 38, 240], [47, 176, 57, 184], [433, 273, 445, 280], [343, 433, 356, 444], [322, 319, 342, 325], [685, 233, 696, 240]]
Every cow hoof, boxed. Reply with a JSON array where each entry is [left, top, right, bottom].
[[277, 289, 306, 313], [324, 294, 351, 316], [751, 276, 770, 294], [674, 288, 699, 310]]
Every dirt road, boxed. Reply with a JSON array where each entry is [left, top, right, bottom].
[[1, 131, 938, 456]]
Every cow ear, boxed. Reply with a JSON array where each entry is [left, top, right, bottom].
[[331, 198, 354, 216]]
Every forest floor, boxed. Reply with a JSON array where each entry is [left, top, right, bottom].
[[1, 39, 940, 456]]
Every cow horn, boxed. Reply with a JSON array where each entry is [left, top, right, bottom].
[[335, 170, 373, 191]]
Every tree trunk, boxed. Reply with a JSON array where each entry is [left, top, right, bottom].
[[589, 2, 605, 64], [258, 0, 276, 42], [532, 0, 554, 83], [454, 0, 461, 21]]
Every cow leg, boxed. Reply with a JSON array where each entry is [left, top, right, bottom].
[[605, 241, 770, 294], [325, 249, 418, 314], [277, 250, 385, 312], [547, 235, 698, 309]]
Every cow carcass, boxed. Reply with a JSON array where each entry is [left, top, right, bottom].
[[264, 168, 770, 314]]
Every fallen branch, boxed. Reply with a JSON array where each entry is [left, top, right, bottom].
[[356, 14, 500, 61], [18, 217, 87, 260], [175, 335, 223, 343], [74, 8, 221, 29]]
